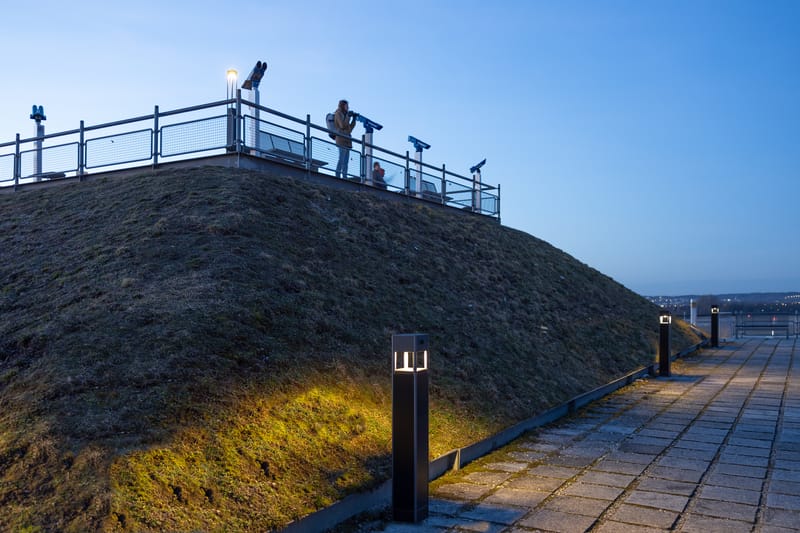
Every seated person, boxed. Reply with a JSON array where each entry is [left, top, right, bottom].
[[372, 162, 387, 189]]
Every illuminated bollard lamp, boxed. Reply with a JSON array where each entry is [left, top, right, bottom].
[[659, 310, 672, 377], [711, 305, 720, 348], [391, 333, 429, 523]]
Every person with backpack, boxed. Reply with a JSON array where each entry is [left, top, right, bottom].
[[333, 99, 357, 179]]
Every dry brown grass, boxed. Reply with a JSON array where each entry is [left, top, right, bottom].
[[0, 166, 700, 531]]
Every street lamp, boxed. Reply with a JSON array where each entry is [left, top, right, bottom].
[[392, 333, 429, 523], [659, 310, 672, 377], [226, 69, 238, 101], [710, 305, 720, 348], [226, 69, 239, 151]]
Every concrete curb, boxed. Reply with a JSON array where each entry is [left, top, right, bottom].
[[280, 339, 708, 532]]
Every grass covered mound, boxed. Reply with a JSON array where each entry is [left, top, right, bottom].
[[0, 166, 700, 531]]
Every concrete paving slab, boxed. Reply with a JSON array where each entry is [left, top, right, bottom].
[[560, 482, 625, 501], [578, 470, 636, 488], [691, 498, 757, 522], [527, 465, 581, 480], [624, 490, 689, 512], [482, 461, 528, 473], [433, 482, 491, 500], [459, 502, 529, 525], [517, 509, 597, 533], [679, 514, 754, 533], [699, 484, 761, 505], [772, 469, 800, 482], [648, 466, 704, 483], [769, 479, 800, 496], [767, 492, 800, 511], [636, 477, 697, 496], [774, 458, 800, 472], [714, 462, 767, 479], [702, 473, 763, 492], [604, 451, 656, 465], [463, 471, 515, 486], [505, 475, 564, 492], [655, 456, 710, 471], [718, 452, 770, 467], [543, 494, 611, 517], [762, 507, 800, 529], [483, 487, 548, 508], [507, 450, 546, 462], [724, 444, 772, 457], [607, 503, 679, 529], [593, 521, 667, 532], [593, 459, 649, 476]]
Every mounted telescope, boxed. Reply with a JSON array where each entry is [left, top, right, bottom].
[[357, 113, 383, 186]]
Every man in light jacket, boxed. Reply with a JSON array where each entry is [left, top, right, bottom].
[[334, 99, 357, 179]]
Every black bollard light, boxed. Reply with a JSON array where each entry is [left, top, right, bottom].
[[659, 310, 672, 377], [710, 305, 720, 348], [392, 333, 429, 523]]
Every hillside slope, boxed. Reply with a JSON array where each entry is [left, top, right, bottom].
[[0, 167, 700, 531]]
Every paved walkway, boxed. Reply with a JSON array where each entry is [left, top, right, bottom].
[[382, 338, 799, 532]]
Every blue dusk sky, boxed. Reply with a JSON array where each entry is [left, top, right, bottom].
[[1, 0, 798, 296]]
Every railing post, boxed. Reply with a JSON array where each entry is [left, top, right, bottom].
[[235, 89, 243, 155], [441, 164, 446, 205], [78, 120, 85, 180], [497, 184, 501, 221], [152, 105, 159, 169], [14, 133, 20, 190], [305, 114, 312, 172], [404, 150, 411, 195]]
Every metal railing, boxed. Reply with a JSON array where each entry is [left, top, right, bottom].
[[1, 93, 500, 219]]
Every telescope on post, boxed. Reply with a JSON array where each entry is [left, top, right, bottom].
[[30, 105, 46, 181], [470, 158, 486, 212], [357, 114, 383, 186], [242, 60, 268, 151], [407, 136, 430, 198]]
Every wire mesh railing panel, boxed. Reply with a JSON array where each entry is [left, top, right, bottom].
[[19, 142, 79, 179], [86, 129, 153, 169], [310, 137, 342, 176], [161, 115, 228, 158], [0, 153, 14, 184]]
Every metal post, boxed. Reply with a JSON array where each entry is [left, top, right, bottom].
[[392, 333, 429, 523], [363, 131, 374, 186], [306, 114, 312, 172], [14, 133, 20, 190], [710, 305, 719, 348], [152, 106, 159, 169], [441, 164, 447, 205], [659, 311, 672, 377], [78, 120, 85, 179], [404, 151, 411, 194], [413, 150, 423, 198], [30, 105, 46, 181], [472, 168, 482, 212]]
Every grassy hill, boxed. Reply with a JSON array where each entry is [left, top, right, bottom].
[[0, 166, 700, 532]]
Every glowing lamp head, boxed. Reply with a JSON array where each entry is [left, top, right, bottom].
[[659, 310, 672, 325], [226, 69, 238, 84], [392, 334, 429, 373], [711, 305, 719, 315]]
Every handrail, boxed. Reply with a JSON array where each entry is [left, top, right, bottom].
[[0, 93, 500, 218]]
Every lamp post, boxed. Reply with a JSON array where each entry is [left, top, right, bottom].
[[659, 310, 672, 377], [392, 333, 429, 523], [710, 305, 720, 348], [226, 69, 238, 152]]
